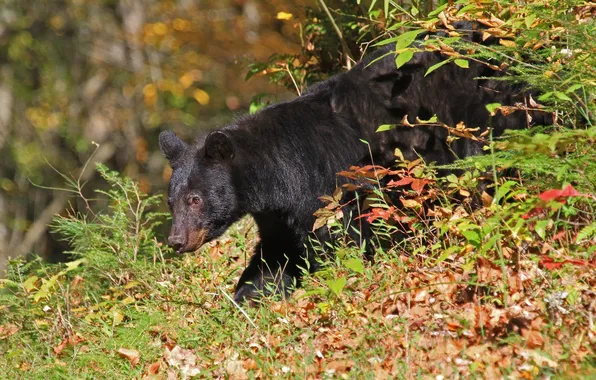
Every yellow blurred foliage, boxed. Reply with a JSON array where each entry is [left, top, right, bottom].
[[193, 89, 210, 105], [153, 22, 168, 36], [50, 16, 65, 31], [172, 18, 192, 32], [143, 84, 157, 106], [179, 72, 194, 89], [277, 12, 293, 20], [25, 107, 62, 130]]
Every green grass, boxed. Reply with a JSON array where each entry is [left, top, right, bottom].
[[1, 189, 595, 378]]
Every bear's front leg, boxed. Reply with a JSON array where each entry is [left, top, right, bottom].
[[233, 247, 298, 303], [233, 239, 303, 303], [233, 215, 310, 303]]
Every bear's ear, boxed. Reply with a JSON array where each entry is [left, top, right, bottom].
[[159, 130, 186, 163], [204, 131, 235, 161]]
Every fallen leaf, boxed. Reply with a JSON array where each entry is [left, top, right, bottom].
[[523, 329, 545, 348], [326, 359, 354, 372], [226, 358, 246, 378], [481, 191, 493, 207], [53, 338, 69, 356], [118, 348, 140, 367], [0, 324, 19, 340], [164, 345, 200, 377], [540, 257, 595, 270], [243, 358, 257, 370], [147, 361, 161, 375]]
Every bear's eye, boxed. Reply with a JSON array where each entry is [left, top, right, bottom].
[[190, 196, 202, 206]]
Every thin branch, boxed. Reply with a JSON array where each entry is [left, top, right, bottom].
[[318, 0, 354, 69], [285, 64, 301, 96], [219, 287, 258, 329], [10, 143, 116, 258]]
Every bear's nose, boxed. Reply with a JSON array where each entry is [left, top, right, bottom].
[[168, 234, 186, 252]]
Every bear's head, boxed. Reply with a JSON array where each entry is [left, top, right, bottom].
[[159, 130, 240, 253]]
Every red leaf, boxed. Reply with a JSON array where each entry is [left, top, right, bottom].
[[540, 257, 596, 271], [357, 207, 395, 223], [411, 178, 428, 194], [521, 207, 544, 220], [553, 230, 567, 241], [538, 184, 588, 202], [387, 177, 414, 187]]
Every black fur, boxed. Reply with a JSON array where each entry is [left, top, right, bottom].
[[159, 23, 551, 302]]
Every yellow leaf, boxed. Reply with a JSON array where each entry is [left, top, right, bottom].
[[23, 276, 39, 293], [277, 12, 293, 20], [499, 39, 517, 48], [112, 310, 125, 326], [143, 84, 156, 97], [401, 198, 421, 209], [172, 18, 191, 32], [193, 89, 210, 105], [122, 296, 136, 305]]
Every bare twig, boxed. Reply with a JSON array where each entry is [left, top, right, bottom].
[[10, 143, 116, 259], [219, 287, 258, 329], [285, 64, 302, 96], [318, 0, 354, 69]]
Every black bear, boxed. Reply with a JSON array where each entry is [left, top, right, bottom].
[[159, 23, 551, 302]]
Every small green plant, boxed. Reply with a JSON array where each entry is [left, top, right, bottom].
[[51, 163, 169, 273]]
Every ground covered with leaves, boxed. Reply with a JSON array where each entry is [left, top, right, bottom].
[[1, 138, 596, 378]]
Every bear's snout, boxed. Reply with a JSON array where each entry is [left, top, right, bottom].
[[167, 234, 186, 253]]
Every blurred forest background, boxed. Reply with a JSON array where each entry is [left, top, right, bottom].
[[0, 0, 339, 273]]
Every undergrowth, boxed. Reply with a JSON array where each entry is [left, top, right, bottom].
[[1, 126, 595, 377]]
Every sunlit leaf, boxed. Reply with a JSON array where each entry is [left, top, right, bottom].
[[376, 124, 396, 132], [535, 220, 549, 240], [395, 49, 414, 69], [425, 58, 453, 76], [327, 276, 346, 296], [454, 59, 469, 68], [485, 102, 502, 116], [344, 258, 364, 274], [395, 29, 424, 50], [554, 91, 572, 101]]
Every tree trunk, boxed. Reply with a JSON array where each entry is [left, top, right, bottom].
[[0, 66, 13, 275]]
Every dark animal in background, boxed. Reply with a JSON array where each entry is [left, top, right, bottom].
[[159, 23, 551, 303]]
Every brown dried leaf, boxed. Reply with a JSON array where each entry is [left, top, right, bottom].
[[147, 361, 161, 375], [401, 198, 421, 209], [53, 338, 69, 356], [326, 359, 354, 372], [164, 345, 200, 377], [243, 358, 257, 370], [0, 323, 19, 340], [481, 191, 493, 207], [118, 348, 140, 367], [523, 329, 545, 348]]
